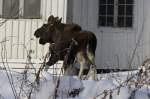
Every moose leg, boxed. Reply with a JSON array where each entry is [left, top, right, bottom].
[[87, 65, 97, 80], [76, 52, 86, 79], [63, 54, 78, 76], [87, 52, 97, 80], [44, 44, 59, 71], [64, 64, 78, 75]]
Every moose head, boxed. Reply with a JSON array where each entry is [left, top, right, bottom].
[[34, 15, 62, 44]]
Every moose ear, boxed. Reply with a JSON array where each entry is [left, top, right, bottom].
[[55, 17, 59, 21], [50, 15, 54, 17], [48, 15, 54, 23], [58, 18, 62, 23]]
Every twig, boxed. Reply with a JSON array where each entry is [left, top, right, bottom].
[[1, 41, 18, 99]]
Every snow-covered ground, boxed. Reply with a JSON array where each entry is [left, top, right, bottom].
[[0, 67, 149, 99]]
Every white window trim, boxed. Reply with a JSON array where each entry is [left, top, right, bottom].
[[114, 0, 118, 27], [19, 0, 24, 17], [93, 0, 143, 34]]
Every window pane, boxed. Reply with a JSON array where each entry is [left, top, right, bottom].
[[2, 0, 19, 18], [118, 0, 125, 4], [107, 5, 114, 15], [126, 17, 132, 27], [126, 0, 133, 4], [118, 17, 125, 27], [24, 0, 41, 18], [98, 0, 133, 27], [107, 0, 114, 4], [107, 16, 113, 26], [99, 5, 106, 15], [99, 16, 106, 26], [126, 5, 133, 15], [118, 5, 125, 15], [99, 0, 106, 4]]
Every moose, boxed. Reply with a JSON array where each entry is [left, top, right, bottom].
[[34, 15, 97, 80]]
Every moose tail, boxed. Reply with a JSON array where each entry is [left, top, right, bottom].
[[88, 33, 97, 56]]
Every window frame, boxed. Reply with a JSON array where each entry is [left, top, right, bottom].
[[98, 0, 134, 28], [92, 0, 142, 34]]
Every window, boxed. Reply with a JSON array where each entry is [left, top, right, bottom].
[[0, 0, 41, 19], [2, 0, 19, 18], [24, 0, 41, 18], [98, 0, 134, 27]]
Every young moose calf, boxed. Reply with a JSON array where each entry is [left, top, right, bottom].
[[34, 15, 97, 80]]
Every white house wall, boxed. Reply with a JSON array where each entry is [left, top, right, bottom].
[[1, 0, 150, 70], [0, 0, 67, 60], [72, 0, 149, 69]]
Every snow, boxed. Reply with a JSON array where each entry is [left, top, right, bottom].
[[0, 59, 150, 99], [0, 69, 149, 99]]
